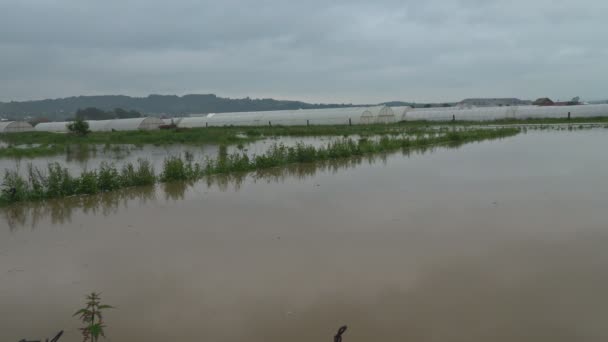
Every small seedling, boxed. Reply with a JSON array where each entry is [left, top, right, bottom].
[[73, 292, 113, 342]]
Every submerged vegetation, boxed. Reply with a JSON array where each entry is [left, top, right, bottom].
[[0, 144, 67, 158], [0, 128, 519, 206]]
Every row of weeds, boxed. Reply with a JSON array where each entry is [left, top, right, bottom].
[[1, 128, 519, 206], [1, 160, 155, 204]]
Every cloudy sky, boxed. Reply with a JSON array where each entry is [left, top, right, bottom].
[[0, 0, 606, 103]]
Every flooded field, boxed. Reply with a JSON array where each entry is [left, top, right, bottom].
[[2, 129, 608, 341], [0, 136, 346, 175]]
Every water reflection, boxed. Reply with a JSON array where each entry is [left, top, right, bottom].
[[162, 181, 190, 201], [65, 144, 97, 163], [2, 186, 156, 231]]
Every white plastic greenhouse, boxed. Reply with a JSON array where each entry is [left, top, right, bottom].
[[403, 104, 608, 121], [162, 118, 182, 126], [390, 107, 411, 122], [0, 121, 34, 133], [103, 117, 164, 131], [27, 104, 608, 134], [87, 120, 113, 131], [177, 106, 400, 128], [35, 121, 70, 133]]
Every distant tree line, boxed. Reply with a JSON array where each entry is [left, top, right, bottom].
[[0, 94, 359, 120], [0, 93, 461, 121], [75, 107, 142, 120]]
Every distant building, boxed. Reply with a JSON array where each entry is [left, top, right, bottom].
[[533, 97, 581, 106], [458, 98, 531, 107], [533, 98, 555, 106]]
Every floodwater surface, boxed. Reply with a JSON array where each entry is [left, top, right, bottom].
[[2, 130, 608, 341]]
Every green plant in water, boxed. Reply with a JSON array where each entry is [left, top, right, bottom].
[[73, 292, 113, 342]]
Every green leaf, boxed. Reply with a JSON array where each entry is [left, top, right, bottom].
[[89, 323, 106, 339], [73, 308, 92, 316]]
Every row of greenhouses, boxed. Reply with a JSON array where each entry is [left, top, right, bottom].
[[176, 104, 608, 127], [178, 106, 408, 128], [4, 104, 608, 134], [405, 104, 608, 121]]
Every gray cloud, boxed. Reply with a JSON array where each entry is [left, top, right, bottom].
[[0, 0, 607, 103]]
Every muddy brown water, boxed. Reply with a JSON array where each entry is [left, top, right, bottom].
[[2, 130, 608, 342]]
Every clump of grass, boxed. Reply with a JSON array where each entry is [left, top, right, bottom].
[[0, 159, 156, 205], [97, 163, 121, 192], [159, 153, 202, 182], [120, 159, 155, 186], [47, 163, 74, 197], [1, 170, 30, 203], [446, 131, 463, 142]]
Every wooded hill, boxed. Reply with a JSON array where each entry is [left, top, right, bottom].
[[0, 94, 360, 120]]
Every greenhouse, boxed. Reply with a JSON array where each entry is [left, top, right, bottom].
[[390, 106, 410, 122], [178, 106, 399, 128], [35, 121, 70, 133], [162, 118, 182, 126], [403, 104, 608, 121], [377, 106, 401, 123], [103, 117, 164, 131], [87, 120, 113, 131], [0, 121, 34, 133]]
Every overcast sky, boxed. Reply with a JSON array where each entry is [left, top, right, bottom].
[[0, 0, 606, 103]]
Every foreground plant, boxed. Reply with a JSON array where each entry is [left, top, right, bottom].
[[73, 292, 113, 342]]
